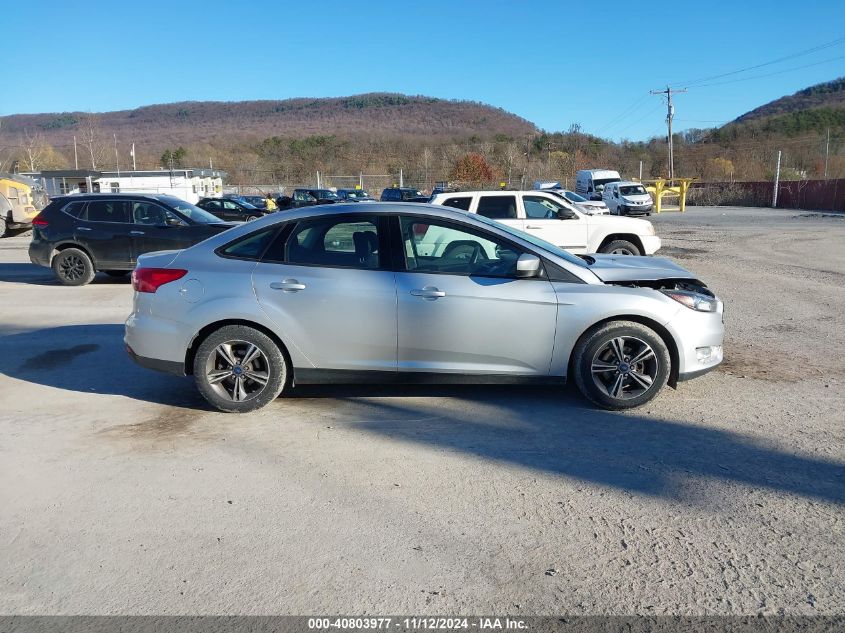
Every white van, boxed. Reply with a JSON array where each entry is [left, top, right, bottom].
[[575, 169, 621, 201], [602, 181, 654, 216], [429, 189, 660, 256]]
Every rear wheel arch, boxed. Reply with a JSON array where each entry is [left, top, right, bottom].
[[598, 233, 645, 253], [185, 318, 294, 382], [52, 242, 98, 269], [568, 315, 680, 388]]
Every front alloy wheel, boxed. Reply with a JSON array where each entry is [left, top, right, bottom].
[[572, 321, 670, 409]]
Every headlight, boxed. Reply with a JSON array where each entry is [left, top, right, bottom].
[[661, 289, 719, 312], [645, 222, 655, 235]]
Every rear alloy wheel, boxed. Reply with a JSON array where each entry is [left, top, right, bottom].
[[52, 248, 96, 286], [573, 320, 670, 410], [193, 325, 287, 413], [600, 240, 641, 256]]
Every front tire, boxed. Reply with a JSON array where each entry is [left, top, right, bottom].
[[193, 325, 287, 413], [246, 215, 259, 221], [52, 248, 96, 286], [599, 240, 641, 256], [572, 320, 670, 410], [0, 215, 7, 238]]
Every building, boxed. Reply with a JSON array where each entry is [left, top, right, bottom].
[[27, 169, 226, 204]]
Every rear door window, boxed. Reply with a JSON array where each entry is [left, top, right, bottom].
[[83, 200, 130, 223], [283, 216, 381, 269], [476, 195, 517, 219]]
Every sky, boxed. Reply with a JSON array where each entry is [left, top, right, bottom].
[[4, 0, 845, 141]]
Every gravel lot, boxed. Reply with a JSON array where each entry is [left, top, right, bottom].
[[0, 206, 842, 616]]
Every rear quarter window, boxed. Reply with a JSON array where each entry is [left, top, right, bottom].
[[217, 227, 279, 261], [61, 201, 87, 218], [442, 196, 472, 211]]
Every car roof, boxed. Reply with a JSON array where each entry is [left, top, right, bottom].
[[54, 192, 180, 202], [615, 181, 645, 187]]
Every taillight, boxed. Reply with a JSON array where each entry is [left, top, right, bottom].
[[132, 268, 187, 293], [32, 214, 49, 228]]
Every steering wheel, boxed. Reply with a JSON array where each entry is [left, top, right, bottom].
[[443, 241, 483, 265]]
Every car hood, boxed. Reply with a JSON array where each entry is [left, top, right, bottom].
[[586, 254, 698, 282]]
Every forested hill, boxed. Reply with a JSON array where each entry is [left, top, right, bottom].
[[710, 78, 845, 141], [734, 78, 845, 123], [1, 93, 537, 147]]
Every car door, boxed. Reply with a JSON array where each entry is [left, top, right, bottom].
[[394, 215, 557, 375], [602, 184, 617, 213], [252, 214, 397, 372], [129, 200, 207, 256], [521, 194, 590, 252], [75, 199, 134, 268]]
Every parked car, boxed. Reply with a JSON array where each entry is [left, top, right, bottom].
[[196, 197, 270, 222], [277, 189, 340, 210], [380, 187, 428, 202], [125, 202, 723, 413], [29, 194, 236, 286], [534, 185, 609, 215], [336, 188, 375, 202], [575, 169, 622, 201], [430, 189, 659, 256], [240, 195, 277, 210], [602, 181, 654, 216]]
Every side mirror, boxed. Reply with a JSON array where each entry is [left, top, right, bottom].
[[515, 253, 541, 278], [557, 209, 578, 220]]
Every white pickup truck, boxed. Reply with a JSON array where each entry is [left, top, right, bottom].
[[429, 190, 661, 256]]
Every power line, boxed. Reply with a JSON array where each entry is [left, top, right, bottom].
[[689, 54, 845, 89], [671, 36, 845, 88], [595, 93, 651, 135]]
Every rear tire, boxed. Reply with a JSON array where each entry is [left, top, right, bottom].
[[599, 240, 641, 256], [193, 325, 287, 413], [246, 215, 259, 221], [52, 248, 96, 286], [572, 320, 670, 410]]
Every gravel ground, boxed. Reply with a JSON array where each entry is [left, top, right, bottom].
[[0, 206, 842, 616]]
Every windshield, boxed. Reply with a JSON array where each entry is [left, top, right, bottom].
[[315, 190, 339, 200], [563, 190, 588, 203], [401, 189, 424, 200], [470, 213, 589, 268], [620, 185, 647, 196], [161, 196, 227, 224], [346, 190, 369, 198], [594, 177, 621, 188]]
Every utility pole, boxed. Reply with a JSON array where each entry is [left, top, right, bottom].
[[639, 160, 643, 181], [650, 85, 686, 180], [73, 135, 79, 170], [824, 128, 830, 179], [773, 150, 782, 208]]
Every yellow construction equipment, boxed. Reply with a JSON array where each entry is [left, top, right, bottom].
[[0, 173, 41, 237], [638, 177, 696, 213]]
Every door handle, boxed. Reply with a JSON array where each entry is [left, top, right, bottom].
[[410, 286, 446, 300], [525, 224, 543, 229], [129, 230, 145, 235], [76, 226, 92, 231], [270, 278, 306, 292]]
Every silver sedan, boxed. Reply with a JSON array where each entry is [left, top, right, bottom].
[[125, 202, 724, 413]]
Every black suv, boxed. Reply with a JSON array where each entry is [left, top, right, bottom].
[[380, 187, 428, 202], [196, 197, 270, 221], [29, 194, 236, 286]]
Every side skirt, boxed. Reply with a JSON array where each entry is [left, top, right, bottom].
[[293, 368, 566, 386]]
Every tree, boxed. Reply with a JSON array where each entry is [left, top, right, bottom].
[[79, 114, 108, 169], [452, 152, 493, 185], [161, 147, 188, 168]]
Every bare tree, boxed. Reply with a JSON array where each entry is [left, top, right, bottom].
[[79, 114, 107, 169], [22, 129, 48, 172]]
